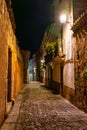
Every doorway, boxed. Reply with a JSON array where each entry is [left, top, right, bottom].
[[48, 66, 53, 89], [60, 66, 63, 95], [7, 48, 12, 102]]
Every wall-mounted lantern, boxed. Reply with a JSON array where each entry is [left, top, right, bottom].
[[59, 13, 73, 59], [60, 14, 67, 24]]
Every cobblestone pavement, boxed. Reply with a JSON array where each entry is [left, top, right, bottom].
[[1, 81, 87, 130]]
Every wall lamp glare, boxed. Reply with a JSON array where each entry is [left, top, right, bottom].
[[41, 59, 45, 64], [60, 14, 73, 25], [60, 14, 66, 24]]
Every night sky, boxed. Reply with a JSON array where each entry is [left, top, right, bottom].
[[12, 0, 54, 56]]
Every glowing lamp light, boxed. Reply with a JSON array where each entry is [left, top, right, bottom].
[[60, 14, 66, 24], [41, 59, 44, 64]]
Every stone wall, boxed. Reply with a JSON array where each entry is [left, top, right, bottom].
[[0, 0, 9, 125], [59, 0, 75, 103], [63, 61, 75, 103], [52, 57, 64, 95], [22, 50, 30, 84], [72, 10, 87, 112], [0, 0, 23, 125]]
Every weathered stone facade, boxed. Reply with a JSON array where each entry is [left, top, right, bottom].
[[0, 0, 23, 125], [52, 57, 64, 95], [22, 50, 30, 84], [72, 10, 87, 112]]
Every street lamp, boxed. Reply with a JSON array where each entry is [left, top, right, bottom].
[[58, 14, 67, 57], [59, 13, 73, 59], [60, 14, 73, 25], [60, 14, 66, 24]]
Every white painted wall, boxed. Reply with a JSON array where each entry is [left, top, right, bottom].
[[61, 0, 74, 89], [64, 63, 74, 89]]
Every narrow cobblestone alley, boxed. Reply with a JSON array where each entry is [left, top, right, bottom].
[[1, 81, 87, 130]]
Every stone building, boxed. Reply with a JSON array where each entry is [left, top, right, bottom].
[[0, 0, 30, 125], [72, 10, 87, 112], [57, 0, 74, 102], [22, 50, 30, 83], [41, 0, 87, 113], [35, 47, 44, 82], [41, 0, 74, 99]]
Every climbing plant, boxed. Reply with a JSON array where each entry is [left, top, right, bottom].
[[44, 41, 58, 64], [83, 67, 87, 79], [45, 41, 58, 57]]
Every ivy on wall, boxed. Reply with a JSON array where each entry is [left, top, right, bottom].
[[45, 41, 58, 56], [44, 41, 58, 64], [83, 67, 87, 79]]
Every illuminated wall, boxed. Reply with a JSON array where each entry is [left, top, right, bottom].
[[0, 0, 23, 125], [61, 0, 75, 102]]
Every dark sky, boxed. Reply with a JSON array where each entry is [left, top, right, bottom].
[[12, 0, 54, 56]]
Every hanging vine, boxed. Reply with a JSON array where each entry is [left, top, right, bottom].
[[45, 41, 58, 57], [44, 41, 58, 64]]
